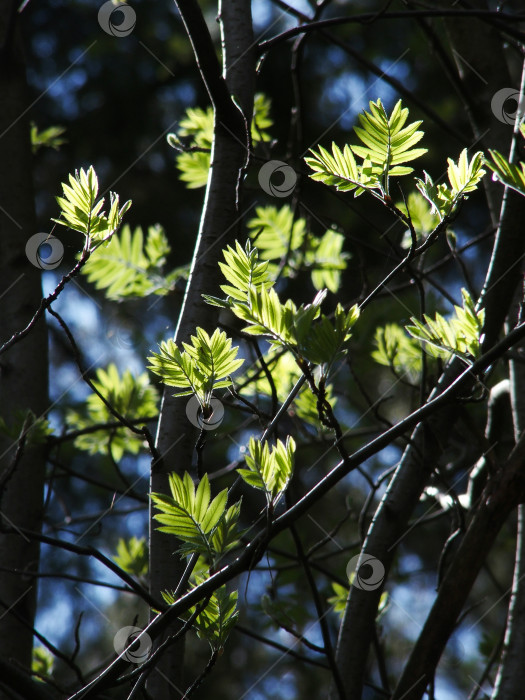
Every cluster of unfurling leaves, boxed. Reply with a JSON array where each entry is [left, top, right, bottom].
[[150, 429, 295, 648], [52, 164, 190, 299], [306, 98, 489, 378], [162, 570, 239, 652], [150, 471, 243, 652], [406, 289, 484, 363], [151, 472, 242, 562], [147, 327, 244, 414], [416, 149, 486, 220], [53, 165, 131, 241], [205, 240, 359, 377], [305, 98, 487, 228], [306, 99, 427, 199], [372, 290, 485, 377], [238, 436, 296, 508], [30, 122, 66, 153]]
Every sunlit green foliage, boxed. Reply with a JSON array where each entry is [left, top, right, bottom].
[[151, 472, 241, 561], [406, 289, 485, 363], [306, 229, 348, 293], [207, 240, 359, 376], [171, 94, 273, 188], [247, 204, 305, 262], [395, 192, 440, 248], [148, 328, 244, 410], [67, 364, 158, 461], [487, 128, 525, 197], [306, 101, 486, 231], [113, 536, 148, 578], [328, 582, 389, 620], [32, 646, 54, 679], [246, 206, 348, 292], [416, 149, 486, 220], [306, 99, 427, 198], [237, 436, 296, 507], [372, 324, 423, 376], [162, 581, 239, 651], [81, 224, 185, 300], [30, 122, 66, 153], [53, 166, 131, 241], [327, 582, 349, 616]]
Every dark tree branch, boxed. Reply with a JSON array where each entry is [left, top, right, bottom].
[[258, 10, 525, 54]]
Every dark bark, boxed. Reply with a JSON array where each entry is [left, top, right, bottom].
[[0, 2, 48, 691], [147, 2, 254, 697]]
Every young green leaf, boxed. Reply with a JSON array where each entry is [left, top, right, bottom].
[[352, 99, 427, 180], [163, 581, 239, 651], [114, 537, 148, 577], [247, 205, 305, 261], [151, 472, 235, 560], [328, 582, 349, 616], [30, 122, 66, 153], [372, 324, 423, 376], [210, 500, 243, 559], [306, 230, 348, 293], [81, 224, 181, 300], [394, 192, 440, 248], [237, 436, 296, 506], [148, 328, 244, 407], [406, 289, 484, 363], [67, 364, 158, 461], [32, 646, 54, 678], [52, 165, 131, 240], [299, 303, 360, 371], [416, 150, 485, 220], [215, 239, 273, 303], [305, 142, 381, 197], [306, 99, 426, 199], [486, 148, 525, 197]]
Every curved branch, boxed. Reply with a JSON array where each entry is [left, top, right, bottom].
[[258, 10, 525, 54]]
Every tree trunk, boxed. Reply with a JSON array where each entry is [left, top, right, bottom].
[[147, 2, 254, 697], [492, 264, 525, 697], [0, 3, 49, 695]]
